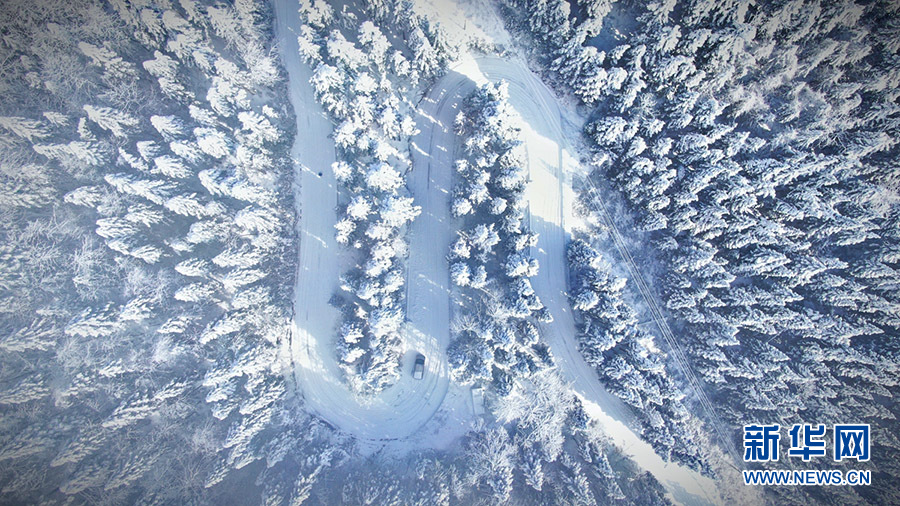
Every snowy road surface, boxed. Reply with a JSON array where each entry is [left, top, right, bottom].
[[276, 0, 457, 441], [276, 0, 721, 496]]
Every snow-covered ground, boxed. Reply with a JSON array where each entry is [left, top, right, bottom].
[[412, 0, 512, 49]]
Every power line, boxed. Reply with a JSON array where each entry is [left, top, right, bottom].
[[580, 176, 743, 466]]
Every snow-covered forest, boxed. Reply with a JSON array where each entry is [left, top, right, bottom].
[[567, 237, 712, 475], [0, 0, 897, 504], [0, 0, 302, 502], [504, 0, 900, 502], [447, 81, 548, 390]]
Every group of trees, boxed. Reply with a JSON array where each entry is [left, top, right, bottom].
[[459, 371, 668, 504], [0, 0, 345, 502], [508, 0, 900, 502], [436, 80, 677, 504], [446, 82, 551, 395], [296, 0, 454, 395], [568, 238, 712, 476], [503, 0, 631, 105], [7, 0, 897, 502], [286, 402, 671, 505]]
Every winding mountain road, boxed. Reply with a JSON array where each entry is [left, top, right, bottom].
[[276, 0, 722, 497], [276, 0, 450, 440]]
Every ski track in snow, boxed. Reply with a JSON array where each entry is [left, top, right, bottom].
[[276, 0, 723, 497]]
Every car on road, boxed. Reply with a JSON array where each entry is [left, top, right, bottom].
[[413, 354, 425, 380]]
